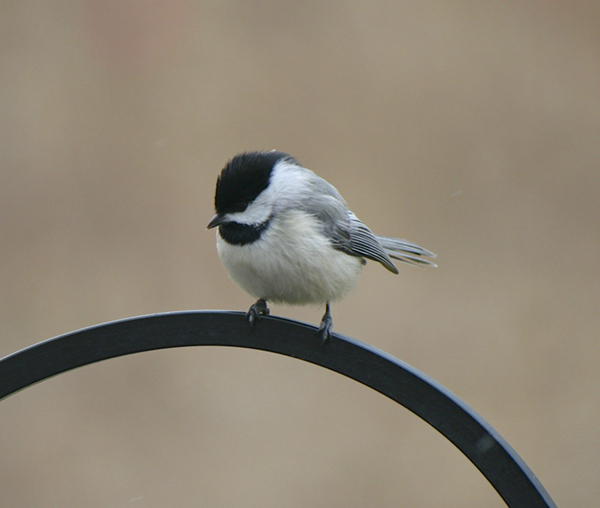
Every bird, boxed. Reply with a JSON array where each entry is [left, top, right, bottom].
[[207, 151, 436, 342]]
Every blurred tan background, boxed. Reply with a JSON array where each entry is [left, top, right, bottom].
[[0, 1, 598, 506]]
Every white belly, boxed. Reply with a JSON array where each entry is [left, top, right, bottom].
[[216, 211, 363, 305]]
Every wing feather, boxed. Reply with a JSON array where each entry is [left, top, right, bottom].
[[330, 212, 399, 273], [290, 168, 435, 271], [376, 235, 437, 267]]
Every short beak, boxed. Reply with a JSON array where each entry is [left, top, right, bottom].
[[207, 214, 225, 229]]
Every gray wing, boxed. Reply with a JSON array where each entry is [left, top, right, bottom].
[[293, 169, 434, 272], [333, 212, 400, 273]]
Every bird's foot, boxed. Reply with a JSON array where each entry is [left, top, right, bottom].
[[317, 303, 333, 345], [246, 298, 270, 330]]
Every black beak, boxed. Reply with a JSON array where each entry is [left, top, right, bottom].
[[207, 214, 225, 229]]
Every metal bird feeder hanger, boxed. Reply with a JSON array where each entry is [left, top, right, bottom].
[[0, 311, 557, 508]]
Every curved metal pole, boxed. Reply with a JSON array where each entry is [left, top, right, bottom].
[[0, 311, 556, 508]]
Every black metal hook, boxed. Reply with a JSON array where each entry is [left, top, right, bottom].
[[0, 311, 556, 508]]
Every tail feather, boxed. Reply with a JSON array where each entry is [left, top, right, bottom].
[[376, 235, 437, 268]]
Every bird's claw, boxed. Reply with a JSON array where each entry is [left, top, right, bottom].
[[316, 303, 333, 345], [246, 298, 270, 330]]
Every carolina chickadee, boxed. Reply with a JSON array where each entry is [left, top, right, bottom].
[[208, 151, 436, 342]]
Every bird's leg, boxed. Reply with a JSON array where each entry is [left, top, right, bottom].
[[246, 298, 270, 329], [317, 302, 334, 344]]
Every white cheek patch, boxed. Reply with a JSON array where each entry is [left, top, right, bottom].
[[266, 160, 310, 204], [227, 200, 272, 225]]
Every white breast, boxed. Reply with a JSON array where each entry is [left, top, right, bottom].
[[216, 210, 363, 305]]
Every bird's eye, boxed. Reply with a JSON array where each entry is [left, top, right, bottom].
[[233, 201, 248, 213]]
